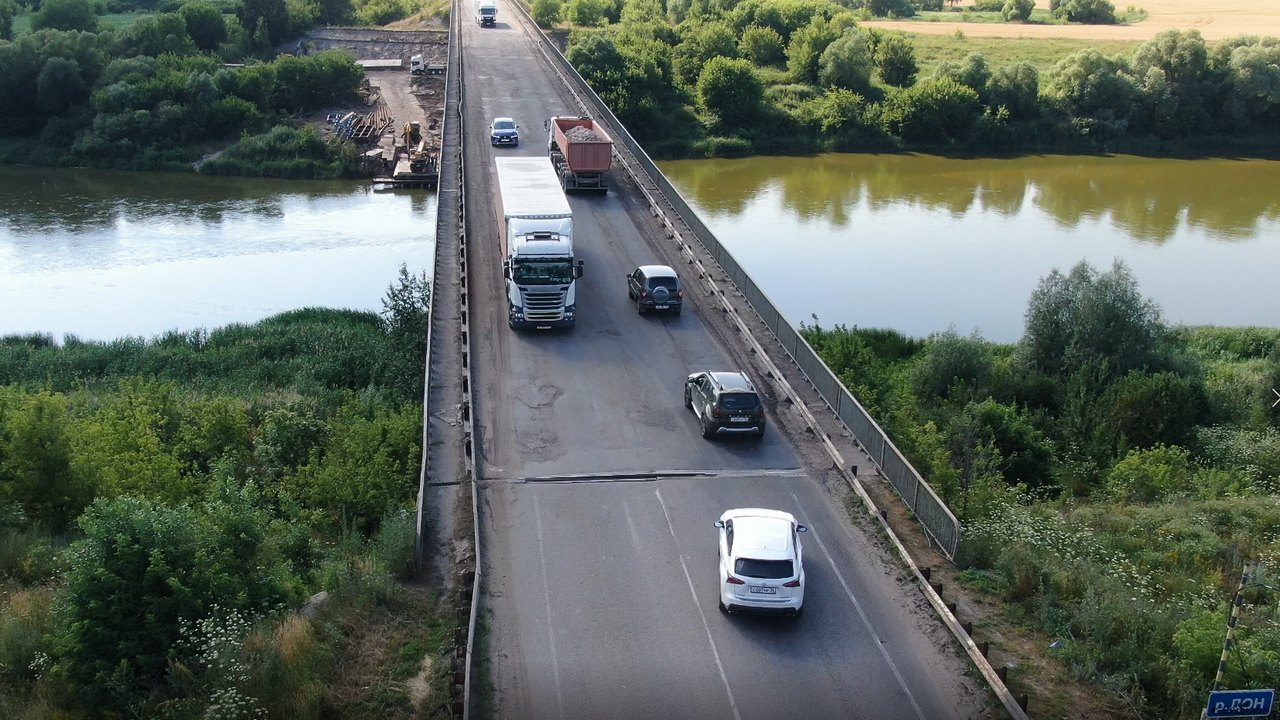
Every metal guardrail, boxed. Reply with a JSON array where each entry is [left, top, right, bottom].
[[518, 16, 960, 560]]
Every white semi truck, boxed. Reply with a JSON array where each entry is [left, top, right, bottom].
[[494, 157, 583, 329]]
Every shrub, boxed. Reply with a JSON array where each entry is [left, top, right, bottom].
[[1001, 0, 1033, 21], [1103, 445, 1195, 503], [875, 32, 918, 87], [532, 0, 562, 26], [697, 56, 765, 129], [1052, 0, 1116, 23], [739, 24, 785, 66], [911, 328, 994, 401], [1098, 370, 1205, 454], [877, 76, 980, 142]]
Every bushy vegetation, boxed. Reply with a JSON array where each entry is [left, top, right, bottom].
[[559, 0, 1280, 157], [0, 267, 453, 718], [803, 260, 1280, 718]]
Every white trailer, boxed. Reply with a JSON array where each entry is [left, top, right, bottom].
[[494, 157, 583, 329]]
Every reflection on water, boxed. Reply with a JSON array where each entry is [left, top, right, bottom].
[[661, 154, 1280, 341], [0, 167, 436, 341]]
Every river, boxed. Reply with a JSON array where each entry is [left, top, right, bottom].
[[3, 156, 1278, 344], [660, 153, 1280, 342], [0, 167, 436, 342]]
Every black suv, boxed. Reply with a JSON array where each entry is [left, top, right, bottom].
[[684, 371, 765, 439], [627, 265, 683, 315]]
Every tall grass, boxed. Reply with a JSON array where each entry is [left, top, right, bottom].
[[0, 308, 396, 400]]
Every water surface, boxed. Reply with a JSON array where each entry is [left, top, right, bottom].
[[0, 167, 435, 341], [660, 154, 1280, 342]]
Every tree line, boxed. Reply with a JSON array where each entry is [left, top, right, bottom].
[[0, 0, 434, 175], [803, 260, 1280, 718], [543, 0, 1280, 157]]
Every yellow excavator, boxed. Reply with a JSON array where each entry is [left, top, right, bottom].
[[399, 121, 436, 175]]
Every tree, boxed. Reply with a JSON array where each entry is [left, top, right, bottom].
[[0, 0, 17, 41], [696, 55, 764, 129], [934, 52, 990, 97], [1001, 0, 1033, 21], [237, 0, 287, 49], [0, 391, 89, 531], [568, 31, 626, 83], [818, 29, 874, 93], [379, 263, 432, 402], [1129, 30, 1212, 136], [867, 0, 914, 17], [1052, 0, 1116, 24], [1045, 48, 1137, 123], [1221, 41, 1280, 130], [674, 21, 738, 86], [739, 24, 784, 67], [786, 15, 850, 84], [32, 0, 97, 32], [124, 12, 197, 57], [532, 0, 563, 26], [875, 32, 917, 87], [287, 400, 420, 532], [1020, 260, 1166, 382], [567, 0, 611, 26], [986, 61, 1039, 119], [180, 2, 228, 52], [912, 328, 994, 401], [36, 56, 87, 116]]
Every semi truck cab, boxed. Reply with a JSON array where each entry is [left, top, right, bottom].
[[476, 2, 496, 25]]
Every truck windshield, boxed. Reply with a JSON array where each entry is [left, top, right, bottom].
[[512, 260, 574, 285]]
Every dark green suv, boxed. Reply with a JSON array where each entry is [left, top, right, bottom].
[[684, 371, 765, 439]]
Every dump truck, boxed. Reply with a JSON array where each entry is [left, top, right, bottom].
[[547, 116, 613, 193], [495, 157, 583, 330]]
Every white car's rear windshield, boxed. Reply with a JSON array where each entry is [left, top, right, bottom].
[[735, 558, 793, 579]]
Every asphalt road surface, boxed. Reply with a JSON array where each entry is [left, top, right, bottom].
[[461, 4, 996, 718]]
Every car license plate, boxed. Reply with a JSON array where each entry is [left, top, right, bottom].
[[654, 304, 668, 310], [750, 586, 776, 594], [730, 415, 748, 423]]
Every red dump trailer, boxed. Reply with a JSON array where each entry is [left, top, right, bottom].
[[547, 116, 613, 193]]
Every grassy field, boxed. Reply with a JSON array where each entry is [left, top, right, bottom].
[[867, 0, 1280, 40], [909, 32, 1143, 76]]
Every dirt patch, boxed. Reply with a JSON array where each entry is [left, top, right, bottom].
[[863, 0, 1280, 40]]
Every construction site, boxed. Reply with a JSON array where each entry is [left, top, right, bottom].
[[301, 27, 450, 188]]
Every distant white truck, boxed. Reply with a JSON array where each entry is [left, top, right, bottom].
[[409, 54, 445, 75], [476, 1, 496, 25], [494, 157, 583, 329]]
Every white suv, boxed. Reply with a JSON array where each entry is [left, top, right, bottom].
[[714, 508, 806, 617]]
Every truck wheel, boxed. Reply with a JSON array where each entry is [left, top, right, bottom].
[[684, 387, 693, 409], [637, 300, 646, 315]]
